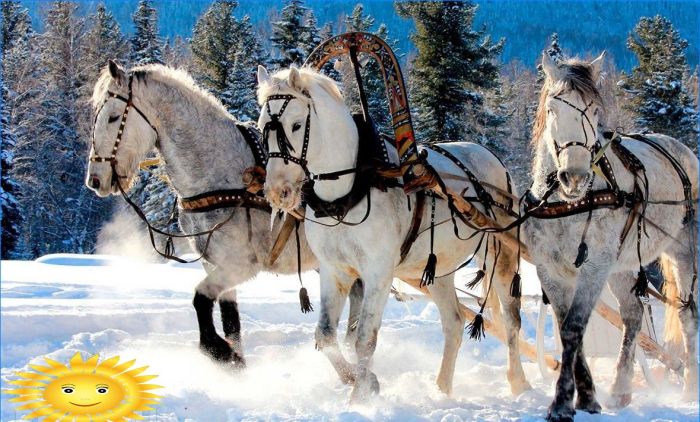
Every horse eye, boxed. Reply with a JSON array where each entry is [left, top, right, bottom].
[[108, 115, 120, 123], [292, 122, 302, 132]]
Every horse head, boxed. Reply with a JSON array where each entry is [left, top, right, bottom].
[[86, 60, 158, 197], [256, 65, 357, 212], [537, 51, 606, 201]]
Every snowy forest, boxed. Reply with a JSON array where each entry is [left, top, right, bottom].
[[1, 0, 698, 260]]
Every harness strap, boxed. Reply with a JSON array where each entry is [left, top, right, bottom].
[[399, 191, 426, 264]]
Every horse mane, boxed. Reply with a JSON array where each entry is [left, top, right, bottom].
[[257, 67, 344, 105], [532, 58, 604, 145], [92, 64, 232, 118]]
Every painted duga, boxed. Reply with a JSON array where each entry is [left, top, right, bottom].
[[257, 65, 531, 400], [525, 52, 698, 421], [85, 61, 366, 366]]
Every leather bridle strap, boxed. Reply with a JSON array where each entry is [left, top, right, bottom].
[[550, 96, 596, 160], [90, 74, 158, 164]]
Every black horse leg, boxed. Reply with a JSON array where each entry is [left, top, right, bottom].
[[220, 292, 245, 367], [193, 291, 235, 362]]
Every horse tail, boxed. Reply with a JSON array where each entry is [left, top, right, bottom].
[[660, 255, 684, 357]]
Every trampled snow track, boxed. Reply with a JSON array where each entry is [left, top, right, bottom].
[[1, 256, 697, 421]]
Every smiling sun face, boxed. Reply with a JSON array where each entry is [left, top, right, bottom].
[[5, 352, 161, 421], [43, 372, 126, 415]]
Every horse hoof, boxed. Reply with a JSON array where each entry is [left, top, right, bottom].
[[547, 402, 575, 422], [199, 335, 237, 363], [510, 380, 533, 396], [369, 372, 380, 395], [608, 393, 632, 409], [575, 392, 602, 414]]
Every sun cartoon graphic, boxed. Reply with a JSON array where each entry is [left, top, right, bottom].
[[4, 352, 162, 421]]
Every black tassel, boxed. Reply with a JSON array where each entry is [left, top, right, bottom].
[[164, 236, 174, 257], [299, 287, 313, 313], [420, 253, 437, 287], [466, 269, 486, 289], [510, 273, 522, 298], [542, 289, 550, 305], [573, 242, 588, 268], [467, 313, 485, 341], [680, 288, 697, 317], [631, 268, 648, 297]]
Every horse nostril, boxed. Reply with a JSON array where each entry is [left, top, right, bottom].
[[90, 176, 101, 190], [281, 186, 291, 199], [558, 171, 570, 187]]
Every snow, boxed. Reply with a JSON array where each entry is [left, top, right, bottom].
[[1, 255, 698, 421]]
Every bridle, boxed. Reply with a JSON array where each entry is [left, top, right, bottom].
[[262, 93, 362, 183], [90, 73, 158, 167], [263, 93, 313, 177], [549, 95, 598, 165]]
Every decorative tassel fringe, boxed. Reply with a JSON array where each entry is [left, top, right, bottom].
[[466, 270, 486, 289], [573, 242, 588, 268], [164, 236, 174, 257], [680, 293, 698, 317], [420, 253, 437, 287], [299, 287, 313, 313], [542, 289, 550, 305], [631, 268, 648, 297], [510, 273, 522, 298], [467, 313, 485, 341]]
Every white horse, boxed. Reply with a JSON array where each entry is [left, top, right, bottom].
[[86, 61, 366, 366], [525, 52, 698, 421], [256, 65, 531, 399]]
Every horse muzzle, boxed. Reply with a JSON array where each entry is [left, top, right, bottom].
[[265, 180, 302, 211], [557, 169, 591, 201]]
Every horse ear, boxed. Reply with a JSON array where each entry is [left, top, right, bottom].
[[257, 65, 270, 85], [108, 59, 126, 86], [590, 51, 606, 82], [287, 66, 303, 92], [541, 51, 562, 81]]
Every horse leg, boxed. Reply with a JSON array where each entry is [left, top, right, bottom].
[[607, 272, 643, 408], [193, 278, 234, 362], [425, 273, 464, 396], [316, 267, 356, 385], [662, 247, 699, 401], [350, 266, 394, 401], [489, 247, 532, 395], [219, 288, 245, 367], [345, 279, 364, 347], [546, 267, 608, 422]]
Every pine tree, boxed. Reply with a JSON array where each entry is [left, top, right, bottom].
[[1, 76, 22, 258], [396, 1, 505, 143], [220, 16, 264, 119], [83, 2, 127, 80], [23, 1, 111, 255], [270, 0, 318, 68], [191, 0, 240, 95], [162, 35, 191, 68], [620, 15, 698, 150], [130, 0, 162, 65], [1, 0, 34, 258], [191, 1, 262, 118]]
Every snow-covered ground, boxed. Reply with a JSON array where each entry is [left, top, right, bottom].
[[1, 255, 697, 421]]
